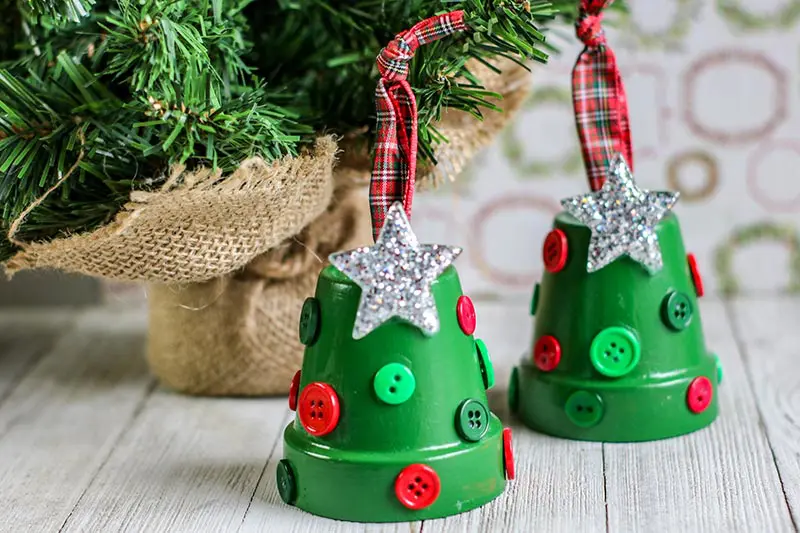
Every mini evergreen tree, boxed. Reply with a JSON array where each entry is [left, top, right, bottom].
[[0, 0, 579, 262]]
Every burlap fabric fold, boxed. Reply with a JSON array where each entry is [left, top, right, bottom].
[[3, 58, 532, 396]]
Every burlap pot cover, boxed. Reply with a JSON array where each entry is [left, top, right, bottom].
[[146, 184, 373, 396]]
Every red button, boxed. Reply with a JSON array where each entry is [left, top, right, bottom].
[[687, 376, 713, 413], [503, 427, 515, 480], [687, 253, 704, 297], [298, 382, 340, 436], [543, 229, 568, 273], [394, 464, 441, 510], [288, 370, 301, 411], [533, 335, 561, 372], [456, 295, 477, 335]]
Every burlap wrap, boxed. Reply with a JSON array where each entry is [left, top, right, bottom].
[[4, 59, 531, 396]]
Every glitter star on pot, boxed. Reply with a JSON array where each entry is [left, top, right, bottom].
[[561, 154, 679, 275], [329, 202, 462, 339]]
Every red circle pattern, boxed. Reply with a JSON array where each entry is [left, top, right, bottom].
[[394, 464, 441, 510], [298, 382, 341, 437]]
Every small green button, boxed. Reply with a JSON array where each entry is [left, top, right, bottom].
[[475, 339, 495, 390], [373, 363, 416, 405], [455, 399, 490, 442], [661, 291, 693, 331], [715, 354, 723, 384], [530, 283, 540, 316], [565, 390, 603, 428], [276, 459, 297, 505], [299, 297, 321, 346], [509, 367, 520, 414], [589, 326, 641, 378]]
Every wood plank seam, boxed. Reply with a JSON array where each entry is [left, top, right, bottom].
[[57, 380, 158, 533], [725, 299, 800, 533]]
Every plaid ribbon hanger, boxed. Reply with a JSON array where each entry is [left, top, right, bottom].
[[370, 11, 469, 239], [572, 0, 632, 191]]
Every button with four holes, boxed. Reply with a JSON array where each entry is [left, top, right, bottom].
[[687, 253, 705, 297], [288, 370, 301, 411], [589, 326, 641, 378], [276, 459, 297, 505], [662, 291, 693, 331], [299, 297, 321, 346], [543, 229, 569, 273], [298, 382, 340, 436], [475, 339, 495, 390], [533, 335, 562, 372], [455, 398, 490, 442], [395, 464, 441, 510], [457, 295, 477, 335], [373, 363, 416, 405], [565, 390, 604, 428], [503, 427, 515, 480], [687, 376, 713, 413]]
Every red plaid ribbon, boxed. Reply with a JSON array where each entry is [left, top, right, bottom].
[[572, 0, 632, 191], [371, 11, 468, 239]]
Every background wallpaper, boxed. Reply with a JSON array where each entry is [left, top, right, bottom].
[[411, 0, 800, 300]]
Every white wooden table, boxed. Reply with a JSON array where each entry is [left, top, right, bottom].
[[0, 297, 798, 533]]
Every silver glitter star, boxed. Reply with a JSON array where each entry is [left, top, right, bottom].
[[329, 202, 462, 339], [561, 154, 679, 275]]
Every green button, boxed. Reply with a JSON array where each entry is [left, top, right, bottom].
[[455, 399, 490, 442], [373, 363, 416, 405], [530, 283, 540, 316], [661, 291, 693, 331], [299, 297, 321, 346], [715, 354, 723, 384], [565, 390, 603, 428], [276, 459, 297, 505], [475, 338, 495, 390], [508, 367, 520, 414], [589, 326, 641, 378]]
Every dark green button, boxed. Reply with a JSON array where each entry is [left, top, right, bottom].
[[276, 459, 297, 505], [299, 297, 320, 345], [661, 291, 693, 331], [530, 283, 540, 316], [373, 363, 415, 405], [589, 326, 641, 378], [508, 367, 520, 414], [565, 390, 603, 428], [455, 399, 490, 442], [475, 339, 495, 390], [715, 354, 723, 384]]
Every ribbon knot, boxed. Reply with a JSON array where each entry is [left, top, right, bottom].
[[576, 13, 605, 47], [572, 0, 632, 192], [369, 11, 468, 239]]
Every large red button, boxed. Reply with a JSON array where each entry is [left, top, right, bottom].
[[503, 427, 515, 480], [533, 335, 561, 372], [543, 229, 568, 273], [687, 253, 705, 297], [288, 370, 301, 411], [298, 382, 340, 436], [395, 464, 441, 510], [687, 376, 713, 413], [456, 295, 477, 335]]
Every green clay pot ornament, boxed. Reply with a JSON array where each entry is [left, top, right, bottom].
[[278, 203, 513, 522]]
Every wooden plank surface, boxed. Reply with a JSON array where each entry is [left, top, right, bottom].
[[0, 309, 152, 533], [731, 297, 800, 530], [603, 300, 795, 532]]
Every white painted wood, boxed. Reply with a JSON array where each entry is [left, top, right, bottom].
[[423, 302, 606, 533], [731, 296, 800, 530], [0, 308, 152, 533], [62, 393, 289, 533], [0, 310, 74, 402], [603, 299, 795, 533]]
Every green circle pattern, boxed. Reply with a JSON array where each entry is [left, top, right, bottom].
[[475, 339, 495, 390], [616, 0, 700, 49], [661, 291, 694, 331], [455, 399, 491, 442], [509, 367, 520, 414], [299, 297, 321, 346], [276, 459, 297, 505], [589, 326, 642, 378], [565, 390, 604, 428], [718, 0, 800, 31]]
